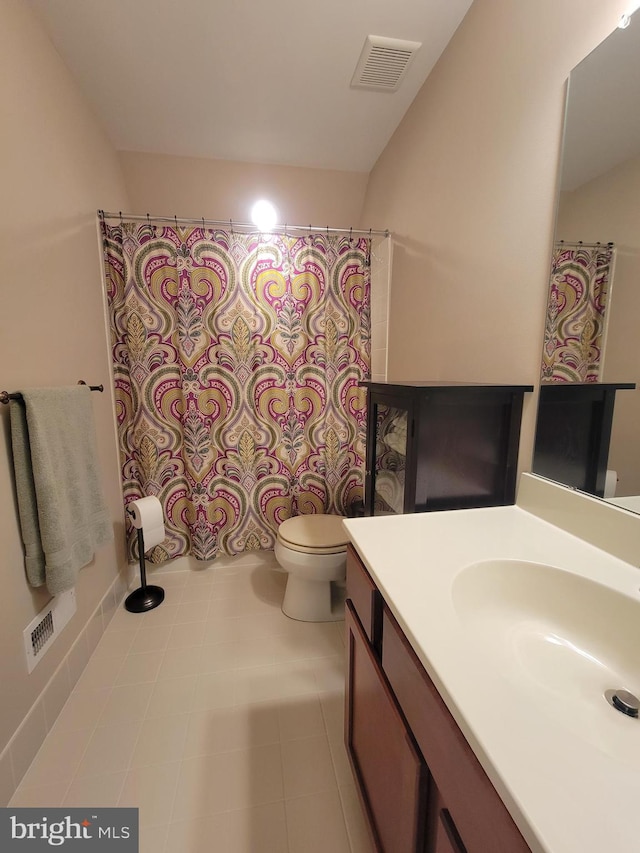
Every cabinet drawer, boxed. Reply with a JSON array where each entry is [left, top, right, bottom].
[[346, 600, 427, 853], [381, 606, 530, 853], [346, 544, 381, 646]]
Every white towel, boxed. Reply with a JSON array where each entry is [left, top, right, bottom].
[[10, 386, 113, 594]]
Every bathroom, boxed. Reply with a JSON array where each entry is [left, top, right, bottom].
[[1, 0, 639, 850]]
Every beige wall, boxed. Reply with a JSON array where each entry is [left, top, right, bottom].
[[556, 153, 640, 495], [360, 0, 628, 469], [0, 0, 130, 767], [119, 150, 369, 228]]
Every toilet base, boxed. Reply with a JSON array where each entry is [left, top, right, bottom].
[[282, 574, 345, 622]]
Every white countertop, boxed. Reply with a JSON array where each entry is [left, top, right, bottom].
[[343, 505, 640, 853], [608, 494, 640, 513]]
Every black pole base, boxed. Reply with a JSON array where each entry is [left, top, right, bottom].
[[125, 585, 165, 613]]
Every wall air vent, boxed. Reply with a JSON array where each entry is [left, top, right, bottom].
[[350, 35, 422, 93], [23, 589, 77, 673]]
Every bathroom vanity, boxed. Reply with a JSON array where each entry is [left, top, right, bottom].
[[345, 544, 530, 852], [361, 382, 533, 516], [343, 475, 640, 853]]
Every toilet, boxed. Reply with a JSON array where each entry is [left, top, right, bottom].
[[274, 513, 348, 622]]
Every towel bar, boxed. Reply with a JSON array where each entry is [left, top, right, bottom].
[[0, 382, 104, 405]]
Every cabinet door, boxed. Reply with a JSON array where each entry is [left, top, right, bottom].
[[345, 600, 427, 853], [365, 393, 416, 516], [382, 606, 531, 853]]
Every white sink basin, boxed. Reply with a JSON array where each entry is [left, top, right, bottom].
[[452, 559, 640, 760]]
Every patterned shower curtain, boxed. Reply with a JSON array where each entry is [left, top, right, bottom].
[[541, 242, 614, 382], [101, 221, 370, 562]]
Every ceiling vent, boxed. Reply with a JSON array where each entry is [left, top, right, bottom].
[[351, 35, 422, 93]]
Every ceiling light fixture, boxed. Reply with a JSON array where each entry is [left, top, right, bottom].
[[250, 199, 278, 232], [618, 1, 640, 28]]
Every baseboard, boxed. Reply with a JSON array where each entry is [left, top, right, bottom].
[[0, 567, 132, 806]]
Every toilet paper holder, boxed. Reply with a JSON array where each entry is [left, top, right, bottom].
[[125, 508, 165, 613]]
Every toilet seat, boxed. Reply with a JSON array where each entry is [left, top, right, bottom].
[[277, 514, 348, 555]]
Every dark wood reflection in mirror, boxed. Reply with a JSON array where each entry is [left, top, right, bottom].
[[533, 383, 635, 497]]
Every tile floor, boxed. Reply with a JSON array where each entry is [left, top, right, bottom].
[[10, 554, 374, 853]]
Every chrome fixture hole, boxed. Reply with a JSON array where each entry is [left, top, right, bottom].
[[605, 688, 640, 718]]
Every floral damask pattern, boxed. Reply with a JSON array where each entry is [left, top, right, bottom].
[[541, 243, 614, 382], [101, 223, 370, 562]]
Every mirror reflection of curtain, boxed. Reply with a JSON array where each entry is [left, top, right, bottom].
[[541, 242, 614, 382], [101, 220, 370, 562]]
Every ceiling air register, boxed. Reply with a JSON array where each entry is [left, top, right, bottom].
[[351, 35, 422, 92]]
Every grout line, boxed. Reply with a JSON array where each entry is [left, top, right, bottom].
[[275, 723, 291, 853]]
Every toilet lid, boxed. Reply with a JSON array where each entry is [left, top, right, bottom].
[[277, 514, 348, 553]]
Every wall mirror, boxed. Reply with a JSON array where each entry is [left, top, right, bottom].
[[532, 13, 640, 511]]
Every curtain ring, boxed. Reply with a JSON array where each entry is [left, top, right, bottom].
[[119, 211, 123, 226], [230, 218, 234, 234], [349, 226, 353, 244], [146, 213, 150, 225], [201, 217, 205, 233], [174, 215, 178, 228]]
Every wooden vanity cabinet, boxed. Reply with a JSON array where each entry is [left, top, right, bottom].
[[346, 544, 382, 653], [345, 601, 428, 853], [428, 791, 468, 853], [345, 544, 532, 853]]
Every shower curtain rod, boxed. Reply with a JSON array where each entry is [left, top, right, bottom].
[[98, 210, 389, 239], [556, 239, 614, 249]]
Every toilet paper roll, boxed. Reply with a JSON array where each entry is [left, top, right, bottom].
[[129, 496, 165, 550], [604, 469, 618, 499]]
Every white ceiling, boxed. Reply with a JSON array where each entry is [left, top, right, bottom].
[[26, 0, 473, 173]]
